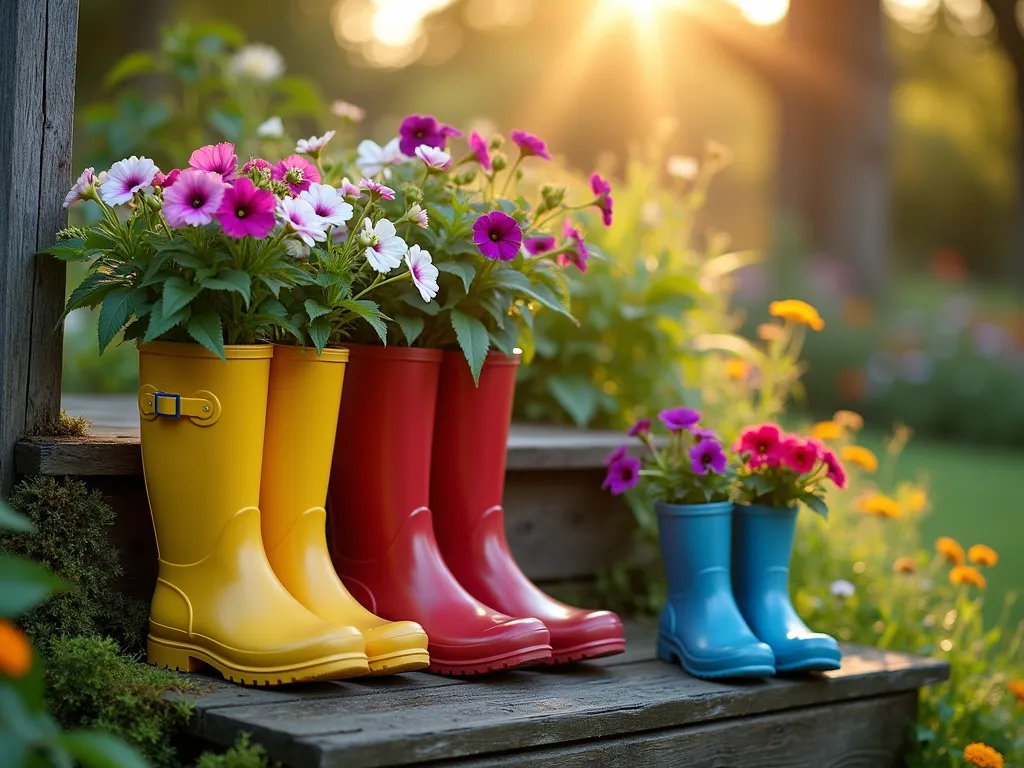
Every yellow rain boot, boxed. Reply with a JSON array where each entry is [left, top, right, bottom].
[[260, 345, 430, 675], [139, 342, 369, 685]]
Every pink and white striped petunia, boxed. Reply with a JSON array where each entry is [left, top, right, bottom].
[[414, 145, 452, 172], [405, 245, 439, 303], [295, 130, 336, 157], [163, 170, 226, 228], [100, 156, 160, 206], [63, 167, 95, 208], [277, 197, 328, 247], [299, 183, 354, 228]]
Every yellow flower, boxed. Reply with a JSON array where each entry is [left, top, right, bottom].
[[902, 484, 928, 512], [949, 565, 987, 589], [833, 410, 864, 430], [769, 299, 825, 331], [0, 620, 32, 679], [1008, 680, 1024, 704], [893, 556, 917, 574], [857, 493, 901, 518], [963, 742, 1003, 768], [725, 358, 750, 380], [968, 545, 999, 567], [811, 421, 843, 441], [840, 445, 878, 473], [936, 536, 965, 565]]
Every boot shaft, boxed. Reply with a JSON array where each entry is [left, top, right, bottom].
[[261, 345, 348, 552], [328, 345, 442, 554], [656, 502, 735, 596], [732, 505, 798, 596], [139, 342, 272, 564]]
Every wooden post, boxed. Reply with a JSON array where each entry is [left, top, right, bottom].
[[0, 0, 79, 495]]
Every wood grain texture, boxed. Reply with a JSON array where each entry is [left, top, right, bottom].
[[0, 0, 78, 494]]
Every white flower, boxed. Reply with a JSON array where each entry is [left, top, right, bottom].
[[355, 137, 405, 177], [359, 218, 406, 273], [414, 144, 452, 171], [300, 183, 353, 228], [64, 167, 95, 208], [829, 579, 855, 599], [227, 44, 285, 82], [100, 156, 160, 206], [331, 100, 365, 122], [407, 203, 429, 228], [666, 155, 700, 181], [405, 245, 439, 303], [277, 197, 327, 247], [256, 116, 284, 139], [296, 130, 336, 157]]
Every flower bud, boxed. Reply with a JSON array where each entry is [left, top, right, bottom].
[[489, 134, 504, 150], [491, 153, 508, 172], [270, 180, 292, 198], [454, 169, 477, 185], [541, 184, 566, 208], [145, 195, 162, 211], [285, 239, 310, 261], [402, 184, 424, 203], [511, 209, 529, 225]]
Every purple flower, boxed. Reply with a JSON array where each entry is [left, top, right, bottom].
[[472, 211, 523, 261], [690, 438, 728, 475], [602, 456, 641, 495], [216, 177, 276, 239], [360, 177, 396, 201], [469, 131, 492, 172], [658, 407, 701, 432], [272, 154, 321, 195], [605, 445, 628, 466], [398, 114, 460, 157], [627, 418, 652, 437], [558, 219, 589, 273], [524, 236, 555, 256], [510, 129, 551, 160], [693, 427, 718, 441], [590, 172, 613, 227], [189, 143, 238, 180], [163, 170, 226, 228]]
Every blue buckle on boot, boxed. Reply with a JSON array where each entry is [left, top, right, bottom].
[[152, 392, 181, 418]]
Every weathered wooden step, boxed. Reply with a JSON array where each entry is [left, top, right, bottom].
[[180, 623, 948, 768]]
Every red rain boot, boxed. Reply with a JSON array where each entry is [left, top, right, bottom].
[[431, 351, 626, 665], [327, 345, 552, 675]]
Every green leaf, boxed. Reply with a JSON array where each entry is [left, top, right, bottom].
[[489, 269, 575, 321], [209, 109, 243, 142], [64, 273, 119, 317], [338, 299, 388, 345], [0, 501, 33, 533], [479, 295, 509, 329], [273, 75, 325, 118], [202, 269, 252, 305], [399, 292, 441, 316], [121, 318, 147, 343], [162, 276, 200, 317], [799, 492, 829, 520], [59, 730, 150, 768], [517, 322, 536, 364], [304, 299, 332, 322], [0, 554, 67, 618], [97, 288, 134, 353], [547, 374, 599, 426], [104, 51, 159, 88], [437, 261, 476, 292], [490, 324, 517, 356], [143, 297, 189, 343], [450, 309, 489, 385], [258, 274, 290, 298], [645, 274, 706, 305], [395, 315, 424, 345], [308, 317, 331, 354], [39, 238, 87, 261], [693, 334, 764, 363], [257, 298, 288, 318], [140, 253, 171, 287], [171, 251, 205, 270], [185, 311, 225, 360]]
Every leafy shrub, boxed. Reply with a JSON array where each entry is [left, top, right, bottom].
[[194, 733, 277, 768], [1, 476, 149, 652]]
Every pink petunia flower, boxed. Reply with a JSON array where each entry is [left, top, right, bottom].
[[524, 236, 555, 256], [63, 167, 95, 208], [558, 219, 589, 273], [272, 154, 321, 195], [406, 245, 439, 303], [822, 449, 847, 489], [163, 170, 226, 228], [159, 169, 182, 189], [339, 177, 363, 198], [627, 418, 652, 437], [469, 131, 492, 172], [414, 145, 452, 172], [781, 437, 820, 474], [299, 183, 353, 228], [736, 424, 785, 468], [360, 177, 396, 201], [510, 129, 551, 160], [100, 156, 160, 206], [241, 158, 272, 175], [277, 197, 328, 247], [215, 177, 277, 239], [602, 456, 641, 495], [407, 203, 429, 228], [295, 130, 336, 157], [189, 143, 238, 180], [398, 114, 461, 157], [472, 211, 522, 261], [331, 100, 366, 122], [590, 172, 614, 227]]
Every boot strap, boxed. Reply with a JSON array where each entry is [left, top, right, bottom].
[[139, 384, 222, 426]]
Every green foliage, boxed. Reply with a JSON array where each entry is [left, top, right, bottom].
[[1, 477, 148, 653], [194, 733, 277, 768], [43, 636, 193, 768], [27, 410, 92, 438]]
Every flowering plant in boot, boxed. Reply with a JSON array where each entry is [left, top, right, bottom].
[[732, 424, 846, 518], [601, 408, 735, 504]]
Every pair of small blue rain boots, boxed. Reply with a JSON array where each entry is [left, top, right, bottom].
[[655, 501, 841, 679]]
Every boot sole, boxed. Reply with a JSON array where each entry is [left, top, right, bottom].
[[366, 649, 431, 676], [427, 645, 552, 676], [657, 634, 775, 680], [545, 638, 626, 666], [775, 658, 842, 673], [147, 636, 369, 685]]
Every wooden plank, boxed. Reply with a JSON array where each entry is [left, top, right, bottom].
[[188, 628, 947, 768], [16, 435, 144, 476], [430, 692, 918, 768], [0, 0, 78, 494]]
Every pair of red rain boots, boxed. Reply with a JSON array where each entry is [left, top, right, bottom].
[[327, 346, 626, 675]]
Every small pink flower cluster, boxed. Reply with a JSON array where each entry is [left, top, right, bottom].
[[734, 424, 846, 489]]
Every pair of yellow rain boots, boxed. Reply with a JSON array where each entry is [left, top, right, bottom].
[[140, 342, 429, 685]]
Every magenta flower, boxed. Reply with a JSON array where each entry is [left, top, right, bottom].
[[736, 424, 784, 468], [658, 407, 701, 432], [472, 211, 523, 261], [510, 129, 551, 160], [822, 449, 847, 489], [159, 169, 182, 189], [693, 427, 719, 441], [398, 114, 460, 156], [558, 219, 590, 273], [241, 158, 272, 175], [359, 177, 396, 201], [781, 437, 819, 475], [100, 156, 160, 206], [590, 172, 614, 227], [163, 170, 226, 229], [605, 445, 628, 466], [524, 236, 555, 256], [215, 177, 276, 239], [690, 438, 728, 475], [627, 418, 652, 437], [63, 167, 95, 208], [340, 177, 362, 198], [189, 143, 238, 180], [602, 456, 641, 495], [469, 131, 492, 172], [272, 154, 321, 195]]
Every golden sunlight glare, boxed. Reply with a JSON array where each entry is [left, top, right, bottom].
[[602, 0, 663, 24], [731, 0, 789, 26]]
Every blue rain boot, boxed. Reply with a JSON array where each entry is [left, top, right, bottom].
[[656, 502, 775, 679], [732, 505, 842, 673]]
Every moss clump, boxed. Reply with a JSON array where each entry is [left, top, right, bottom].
[[30, 409, 92, 436], [0, 476, 148, 651], [195, 733, 278, 768], [44, 636, 193, 768]]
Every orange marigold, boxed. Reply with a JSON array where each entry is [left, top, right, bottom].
[[963, 742, 1003, 768], [725, 359, 750, 380], [968, 544, 999, 567], [811, 421, 843, 441], [936, 536, 965, 565], [902, 484, 928, 512], [840, 445, 878, 473], [893, 556, 917, 574], [0, 620, 32, 678], [769, 299, 825, 331], [949, 565, 987, 589], [1007, 680, 1024, 704], [833, 410, 864, 430], [857, 493, 901, 518]]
